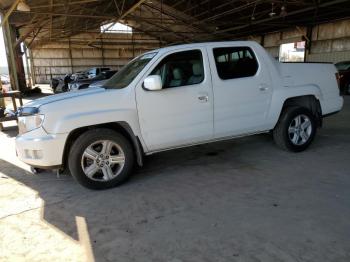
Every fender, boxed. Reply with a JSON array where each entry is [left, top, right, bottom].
[[62, 121, 145, 168], [53, 109, 149, 154], [266, 84, 323, 128], [39, 87, 150, 152], [57, 110, 148, 166], [118, 121, 144, 166], [51, 109, 140, 134]]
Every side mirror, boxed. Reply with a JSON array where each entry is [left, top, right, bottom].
[[143, 75, 162, 91]]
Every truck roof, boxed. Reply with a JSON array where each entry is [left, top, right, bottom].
[[147, 40, 259, 55]]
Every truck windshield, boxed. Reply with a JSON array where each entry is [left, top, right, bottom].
[[103, 52, 157, 89]]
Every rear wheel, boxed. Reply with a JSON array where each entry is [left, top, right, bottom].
[[273, 107, 317, 152], [68, 129, 134, 189]]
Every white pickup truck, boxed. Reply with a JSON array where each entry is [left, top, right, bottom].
[[16, 41, 343, 189]]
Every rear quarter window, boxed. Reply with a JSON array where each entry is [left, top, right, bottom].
[[213, 47, 258, 80]]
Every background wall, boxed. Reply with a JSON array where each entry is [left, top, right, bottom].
[[30, 19, 350, 84], [252, 18, 350, 63], [30, 32, 161, 84], [307, 19, 350, 62]]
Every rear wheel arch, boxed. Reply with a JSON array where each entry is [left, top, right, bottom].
[[62, 122, 144, 170], [278, 95, 322, 127]]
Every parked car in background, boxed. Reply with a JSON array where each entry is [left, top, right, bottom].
[[16, 41, 343, 189], [88, 80, 107, 88], [70, 67, 111, 80], [51, 74, 74, 93], [85, 67, 110, 78], [335, 61, 350, 95], [0, 74, 10, 85], [69, 70, 117, 91], [51, 67, 111, 93]]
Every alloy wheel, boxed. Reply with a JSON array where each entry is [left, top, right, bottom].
[[81, 140, 125, 181], [288, 114, 312, 146]]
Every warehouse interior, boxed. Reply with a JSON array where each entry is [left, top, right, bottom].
[[0, 0, 350, 89], [1, 1, 350, 261]]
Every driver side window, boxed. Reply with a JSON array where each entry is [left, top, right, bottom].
[[150, 50, 204, 89]]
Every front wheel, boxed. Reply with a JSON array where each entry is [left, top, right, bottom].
[[68, 129, 134, 189], [273, 107, 317, 152]]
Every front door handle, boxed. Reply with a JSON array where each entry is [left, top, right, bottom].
[[198, 95, 209, 102], [259, 83, 269, 91]]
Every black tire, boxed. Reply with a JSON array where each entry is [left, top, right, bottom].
[[273, 106, 317, 152], [68, 128, 134, 190]]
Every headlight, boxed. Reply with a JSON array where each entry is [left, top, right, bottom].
[[18, 114, 45, 135]]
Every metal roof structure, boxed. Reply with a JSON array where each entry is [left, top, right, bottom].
[[1, 0, 350, 48]]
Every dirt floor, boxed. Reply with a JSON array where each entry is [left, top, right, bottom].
[[0, 95, 349, 262]]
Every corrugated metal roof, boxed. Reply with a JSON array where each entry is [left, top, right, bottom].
[[2, 0, 350, 48]]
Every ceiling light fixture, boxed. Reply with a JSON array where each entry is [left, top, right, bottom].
[[269, 3, 276, 17]]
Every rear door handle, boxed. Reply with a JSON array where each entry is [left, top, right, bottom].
[[198, 94, 209, 102], [259, 83, 269, 91]]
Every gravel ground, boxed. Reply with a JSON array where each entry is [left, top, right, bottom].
[[0, 96, 349, 262]]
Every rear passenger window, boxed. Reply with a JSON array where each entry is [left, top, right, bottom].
[[213, 47, 258, 80], [150, 50, 204, 89]]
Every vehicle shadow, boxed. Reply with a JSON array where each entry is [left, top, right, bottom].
[[23, 92, 52, 99], [0, 134, 274, 261], [0, 125, 18, 138], [1, 122, 349, 261]]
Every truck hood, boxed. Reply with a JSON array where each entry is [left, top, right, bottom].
[[24, 87, 105, 108]]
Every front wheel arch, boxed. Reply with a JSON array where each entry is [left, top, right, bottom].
[[68, 128, 135, 189], [62, 122, 144, 171]]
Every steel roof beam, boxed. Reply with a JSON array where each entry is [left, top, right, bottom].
[[86, 0, 148, 46], [215, 0, 350, 34], [0, 0, 20, 28]]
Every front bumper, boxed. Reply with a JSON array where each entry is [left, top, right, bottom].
[[15, 127, 68, 168]]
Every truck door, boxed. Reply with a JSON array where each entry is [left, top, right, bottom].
[[207, 45, 272, 138], [136, 48, 214, 151]]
